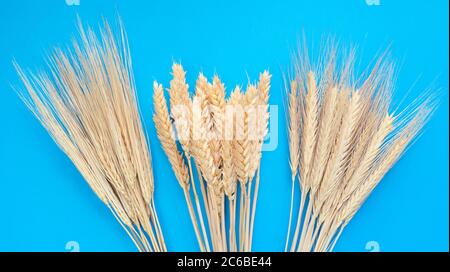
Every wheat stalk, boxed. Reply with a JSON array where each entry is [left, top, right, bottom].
[[153, 82, 189, 188], [14, 19, 166, 252], [153, 65, 271, 251]]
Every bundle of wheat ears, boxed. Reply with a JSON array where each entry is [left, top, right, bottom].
[[14, 21, 166, 252], [153, 64, 271, 252], [14, 18, 436, 252], [284, 47, 436, 252]]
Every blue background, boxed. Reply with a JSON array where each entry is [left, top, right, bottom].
[[0, 0, 448, 252]]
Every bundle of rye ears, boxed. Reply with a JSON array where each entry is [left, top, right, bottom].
[[153, 64, 271, 252]]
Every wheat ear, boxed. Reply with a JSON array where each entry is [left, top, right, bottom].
[[152, 81, 207, 251], [247, 71, 271, 249], [170, 64, 211, 251]]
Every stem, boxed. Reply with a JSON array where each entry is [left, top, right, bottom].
[[301, 213, 318, 251], [137, 225, 153, 252], [297, 191, 313, 252], [239, 182, 247, 251], [322, 216, 345, 252], [328, 223, 345, 252], [290, 188, 306, 252], [150, 199, 167, 251], [108, 205, 145, 252], [183, 188, 205, 251], [244, 179, 252, 251], [230, 196, 238, 252], [130, 226, 148, 252], [284, 175, 296, 251], [228, 197, 234, 251], [221, 195, 227, 251], [187, 157, 210, 252], [140, 216, 160, 252], [307, 216, 322, 252], [249, 168, 261, 250], [314, 218, 330, 252], [208, 190, 221, 251], [196, 166, 214, 249]]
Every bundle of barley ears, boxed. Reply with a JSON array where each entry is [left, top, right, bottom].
[[153, 64, 271, 251], [284, 46, 436, 252], [14, 20, 166, 252]]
